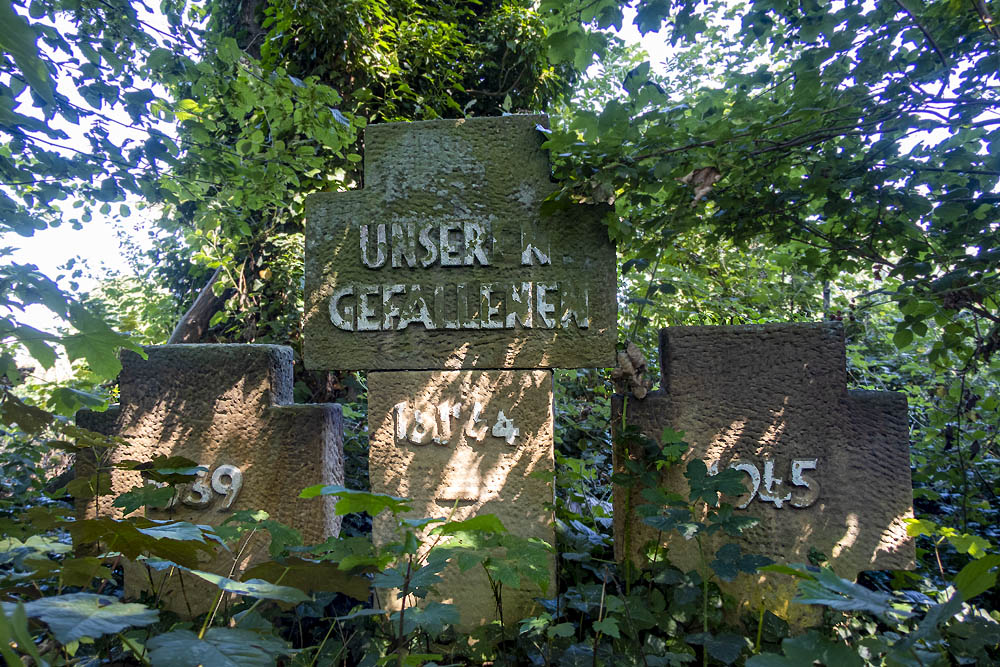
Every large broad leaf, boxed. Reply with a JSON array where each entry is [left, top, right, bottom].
[[0, 604, 46, 666], [62, 304, 143, 380], [794, 566, 912, 622], [684, 632, 746, 665], [2, 593, 158, 643], [709, 543, 772, 582], [146, 628, 293, 667], [431, 514, 506, 535], [389, 601, 460, 637], [183, 569, 310, 604], [112, 484, 176, 515], [298, 485, 411, 517], [66, 518, 220, 568], [242, 558, 370, 601], [0, 2, 55, 105], [954, 554, 1000, 602], [217, 510, 302, 557], [747, 631, 863, 667]]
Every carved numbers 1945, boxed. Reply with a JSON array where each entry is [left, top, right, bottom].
[[710, 458, 819, 509]]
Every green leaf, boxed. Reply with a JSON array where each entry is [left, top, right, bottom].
[[218, 511, 301, 557], [748, 631, 862, 667], [593, 617, 620, 639], [946, 532, 992, 558], [16, 324, 56, 369], [112, 484, 176, 515], [146, 628, 293, 667], [794, 566, 912, 622], [432, 514, 507, 535], [0, 603, 47, 665], [709, 543, 772, 582], [0, 3, 55, 105], [66, 518, 219, 568], [60, 557, 114, 587], [389, 601, 460, 637], [954, 554, 1000, 601], [0, 534, 72, 558], [685, 460, 747, 506], [242, 558, 371, 601], [299, 485, 411, 517], [2, 593, 158, 643], [893, 328, 914, 349], [548, 622, 576, 638], [65, 472, 112, 499], [685, 632, 746, 665], [184, 569, 310, 603]]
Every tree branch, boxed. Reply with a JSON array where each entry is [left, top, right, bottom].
[[892, 0, 950, 71]]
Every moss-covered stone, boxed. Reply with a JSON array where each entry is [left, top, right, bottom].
[[304, 115, 616, 370]]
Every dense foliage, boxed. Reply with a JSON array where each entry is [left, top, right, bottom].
[[1, 0, 998, 664]]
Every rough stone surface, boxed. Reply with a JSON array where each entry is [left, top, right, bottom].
[[304, 115, 616, 370], [612, 323, 914, 624], [75, 345, 344, 615], [368, 370, 555, 629]]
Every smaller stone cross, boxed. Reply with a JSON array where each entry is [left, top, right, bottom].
[[77, 345, 344, 615], [613, 323, 913, 625]]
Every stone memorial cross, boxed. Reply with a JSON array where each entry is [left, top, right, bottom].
[[304, 115, 616, 627], [77, 345, 344, 615], [368, 369, 554, 627], [613, 323, 914, 624], [303, 114, 616, 371]]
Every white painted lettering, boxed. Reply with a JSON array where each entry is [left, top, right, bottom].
[[391, 223, 417, 268], [560, 284, 590, 329], [463, 220, 492, 266], [382, 284, 405, 330], [521, 221, 551, 265], [536, 282, 557, 328], [398, 285, 434, 330], [440, 223, 464, 266], [329, 285, 355, 331], [418, 224, 439, 267], [360, 224, 387, 268], [357, 284, 381, 331], [457, 283, 480, 329], [481, 283, 504, 329]]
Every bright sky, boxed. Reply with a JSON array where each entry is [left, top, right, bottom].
[[6, 5, 173, 331], [5, 4, 991, 333], [5, 5, 671, 334]]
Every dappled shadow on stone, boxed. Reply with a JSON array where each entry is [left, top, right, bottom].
[[76, 344, 344, 616], [367, 368, 555, 630], [612, 322, 914, 627]]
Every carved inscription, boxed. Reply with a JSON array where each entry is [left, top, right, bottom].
[[330, 221, 591, 332], [710, 458, 819, 509], [154, 463, 244, 512], [393, 400, 521, 446]]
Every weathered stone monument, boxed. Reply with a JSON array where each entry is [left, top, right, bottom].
[[368, 370, 555, 625], [77, 345, 344, 614], [304, 115, 616, 626], [613, 323, 914, 625], [303, 115, 616, 370]]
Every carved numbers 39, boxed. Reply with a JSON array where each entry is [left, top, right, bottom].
[[154, 464, 244, 512]]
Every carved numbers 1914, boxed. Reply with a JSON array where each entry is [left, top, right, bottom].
[[393, 400, 520, 446], [710, 458, 819, 509]]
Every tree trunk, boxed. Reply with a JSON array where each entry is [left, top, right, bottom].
[[167, 268, 226, 344]]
